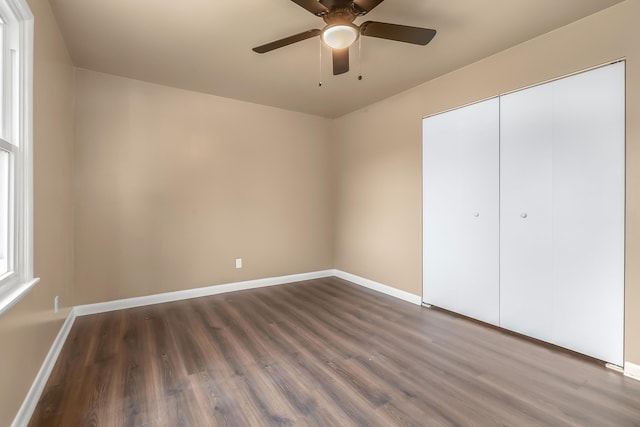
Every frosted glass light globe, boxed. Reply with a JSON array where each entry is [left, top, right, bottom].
[[322, 25, 358, 49]]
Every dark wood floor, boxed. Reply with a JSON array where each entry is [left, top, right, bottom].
[[29, 277, 640, 426]]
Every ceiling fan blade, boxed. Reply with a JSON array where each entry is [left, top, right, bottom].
[[353, 0, 385, 14], [290, 0, 328, 16], [253, 29, 321, 54], [333, 48, 349, 75], [361, 21, 436, 45]]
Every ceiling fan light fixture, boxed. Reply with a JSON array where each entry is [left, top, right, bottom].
[[322, 24, 359, 49]]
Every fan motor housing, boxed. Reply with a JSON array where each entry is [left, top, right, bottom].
[[323, 5, 358, 25]]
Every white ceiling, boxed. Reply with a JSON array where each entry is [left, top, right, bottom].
[[48, 0, 623, 118]]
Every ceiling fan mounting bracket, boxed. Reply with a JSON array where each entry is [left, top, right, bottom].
[[312, 1, 369, 18]]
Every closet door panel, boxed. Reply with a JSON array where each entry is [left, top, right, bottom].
[[423, 110, 462, 313], [551, 62, 624, 365], [500, 62, 624, 365], [423, 98, 499, 325], [499, 84, 554, 340]]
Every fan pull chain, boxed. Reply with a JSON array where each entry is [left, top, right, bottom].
[[318, 39, 323, 87], [357, 35, 363, 81]]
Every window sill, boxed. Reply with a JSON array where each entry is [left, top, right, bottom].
[[0, 277, 40, 316]]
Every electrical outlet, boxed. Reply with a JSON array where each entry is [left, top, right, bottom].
[[235, 258, 242, 269], [54, 296, 60, 313]]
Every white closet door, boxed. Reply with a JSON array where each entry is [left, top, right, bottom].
[[500, 83, 555, 341], [500, 62, 624, 365], [423, 98, 500, 325], [550, 62, 624, 366]]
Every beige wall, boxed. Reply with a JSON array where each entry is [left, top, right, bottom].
[[332, 0, 640, 365], [73, 70, 332, 304], [331, 91, 423, 293], [0, 0, 75, 425]]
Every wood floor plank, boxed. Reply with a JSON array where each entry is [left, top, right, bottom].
[[28, 278, 640, 426]]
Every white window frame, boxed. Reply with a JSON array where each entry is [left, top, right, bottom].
[[0, 0, 37, 316]]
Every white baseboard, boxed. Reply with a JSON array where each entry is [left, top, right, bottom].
[[333, 269, 422, 305], [11, 308, 77, 427], [74, 270, 335, 316], [625, 361, 640, 381], [74, 269, 422, 316]]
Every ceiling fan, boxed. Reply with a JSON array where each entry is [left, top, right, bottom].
[[252, 0, 437, 76]]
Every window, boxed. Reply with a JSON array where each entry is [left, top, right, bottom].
[[0, 0, 36, 315]]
